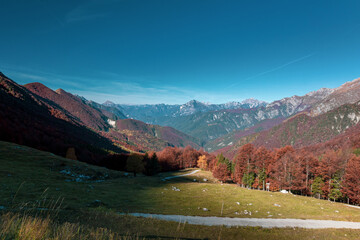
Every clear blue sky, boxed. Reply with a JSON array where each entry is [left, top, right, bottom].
[[1, 0, 360, 104]]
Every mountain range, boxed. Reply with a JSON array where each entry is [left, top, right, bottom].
[[2, 70, 360, 163], [0, 73, 200, 161], [102, 83, 339, 145]]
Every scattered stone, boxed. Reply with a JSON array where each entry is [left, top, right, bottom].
[[235, 211, 239, 215], [268, 215, 273, 217], [203, 178, 208, 182], [248, 203, 252, 206], [274, 203, 281, 207], [236, 202, 240, 205], [60, 168, 107, 182], [244, 210, 248, 215], [193, 179, 197, 182], [335, 210, 339, 213], [280, 190, 288, 194], [171, 186, 180, 191], [203, 208, 208, 211]]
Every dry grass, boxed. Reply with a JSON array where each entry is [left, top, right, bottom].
[[0, 213, 150, 240], [2, 211, 360, 240], [2, 141, 360, 239]]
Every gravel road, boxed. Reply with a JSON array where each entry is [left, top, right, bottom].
[[161, 170, 200, 181], [125, 213, 360, 229]]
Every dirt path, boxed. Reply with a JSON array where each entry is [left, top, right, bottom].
[[161, 169, 200, 181], [124, 213, 360, 229]]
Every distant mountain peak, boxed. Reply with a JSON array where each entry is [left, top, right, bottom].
[[25, 82, 47, 88], [184, 99, 207, 105], [334, 77, 360, 92], [305, 87, 334, 97], [241, 98, 267, 106], [24, 82, 53, 94], [103, 100, 115, 106], [55, 88, 67, 94]]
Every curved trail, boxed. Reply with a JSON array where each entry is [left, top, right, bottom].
[[124, 213, 360, 229], [161, 169, 200, 181]]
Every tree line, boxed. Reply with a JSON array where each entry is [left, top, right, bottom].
[[210, 144, 360, 205], [100, 143, 360, 205]]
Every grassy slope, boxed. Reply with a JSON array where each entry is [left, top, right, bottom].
[[1, 141, 360, 239]]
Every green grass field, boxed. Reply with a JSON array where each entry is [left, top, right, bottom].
[[1, 140, 360, 239]]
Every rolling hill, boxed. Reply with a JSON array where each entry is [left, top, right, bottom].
[[0, 72, 126, 164], [1, 72, 201, 155]]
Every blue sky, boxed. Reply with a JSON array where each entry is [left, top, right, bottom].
[[1, 0, 360, 104]]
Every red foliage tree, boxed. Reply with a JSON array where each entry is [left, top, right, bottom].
[[213, 163, 231, 182], [293, 150, 318, 195], [342, 155, 360, 204], [253, 146, 272, 190], [269, 146, 295, 191], [233, 144, 255, 185], [316, 150, 341, 198]]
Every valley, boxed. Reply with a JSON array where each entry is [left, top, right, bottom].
[[3, 71, 360, 239], [2, 2, 360, 239], [2, 141, 360, 239]]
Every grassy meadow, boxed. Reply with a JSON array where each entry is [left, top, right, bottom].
[[1, 140, 360, 239]]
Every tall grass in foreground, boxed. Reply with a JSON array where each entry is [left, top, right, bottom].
[[0, 187, 150, 240], [0, 212, 141, 240]]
